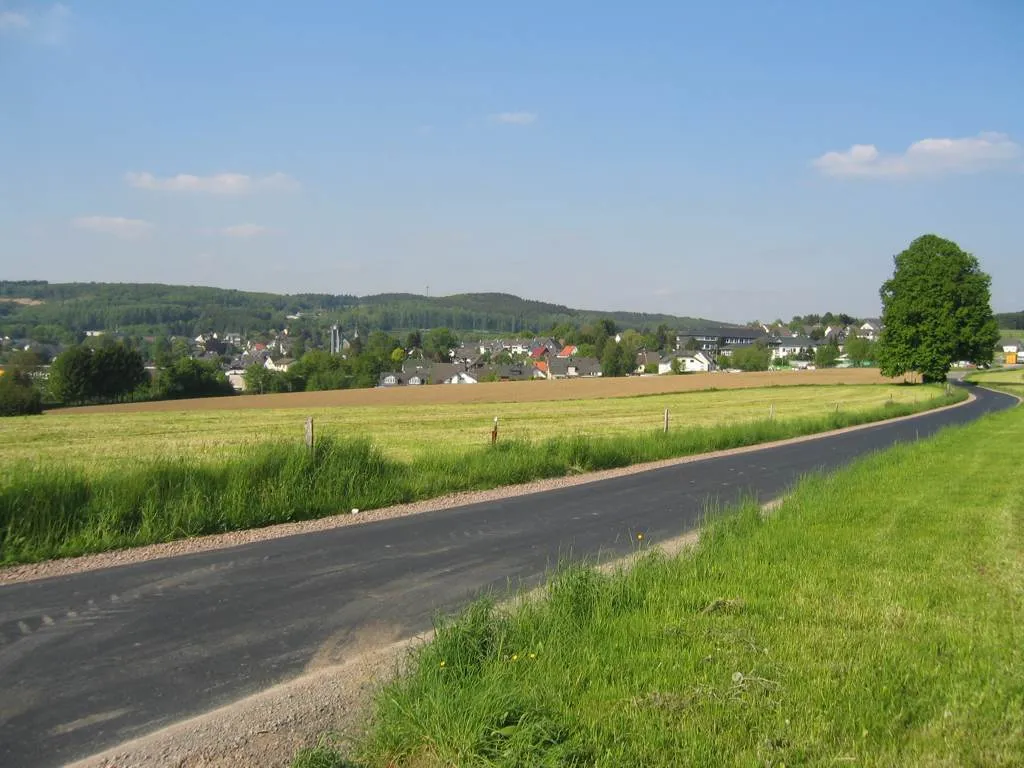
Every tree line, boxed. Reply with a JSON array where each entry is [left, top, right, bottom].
[[994, 311, 1024, 331], [0, 282, 706, 340], [0, 340, 235, 411]]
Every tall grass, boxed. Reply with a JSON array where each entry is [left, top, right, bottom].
[[316, 400, 1023, 768], [1, 390, 963, 564]]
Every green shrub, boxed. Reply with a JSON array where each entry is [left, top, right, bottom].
[[0, 372, 43, 416]]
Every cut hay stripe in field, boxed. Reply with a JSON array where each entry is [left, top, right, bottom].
[[5, 380, 939, 471], [55, 368, 903, 414]]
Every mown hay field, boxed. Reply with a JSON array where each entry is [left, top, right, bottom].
[[55, 367, 901, 413], [2, 378, 941, 470]]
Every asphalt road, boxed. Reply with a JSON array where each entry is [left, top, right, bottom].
[[0, 383, 1016, 767]]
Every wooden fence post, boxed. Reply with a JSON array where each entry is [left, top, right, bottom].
[[491, 416, 499, 445], [305, 417, 314, 453], [770, 403, 775, 420], [663, 408, 670, 433]]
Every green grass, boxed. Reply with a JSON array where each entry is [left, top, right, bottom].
[[305, 398, 1023, 768], [966, 370, 1024, 393], [0, 389, 963, 564], [966, 371, 1024, 400], [969, 368, 1024, 385], [1, 383, 941, 468]]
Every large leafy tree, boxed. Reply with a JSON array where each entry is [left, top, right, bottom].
[[154, 358, 234, 399], [91, 343, 146, 401], [48, 345, 95, 404], [0, 351, 44, 416], [844, 334, 875, 367], [814, 340, 840, 369], [877, 235, 999, 383], [0, 370, 43, 416], [48, 342, 146, 404], [423, 328, 459, 362], [600, 340, 629, 377], [731, 344, 772, 371]]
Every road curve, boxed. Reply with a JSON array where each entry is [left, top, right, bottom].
[[0, 383, 1016, 767]]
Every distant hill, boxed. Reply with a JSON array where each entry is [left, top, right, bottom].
[[0, 281, 717, 338], [995, 311, 1024, 331]]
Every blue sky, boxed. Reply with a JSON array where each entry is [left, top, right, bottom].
[[2, 0, 1022, 322]]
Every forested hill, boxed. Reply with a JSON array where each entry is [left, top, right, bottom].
[[995, 311, 1024, 331], [0, 281, 716, 338]]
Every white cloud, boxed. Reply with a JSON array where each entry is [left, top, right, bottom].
[[73, 216, 153, 239], [125, 171, 299, 194], [0, 11, 30, 29], [814, 132, 1022, 178], [0, 4, 71, 43], [219, 224, 276, 238], [490, 111, 538, 125]]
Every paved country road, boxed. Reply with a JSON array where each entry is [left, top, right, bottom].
[[0, 383, 1016, 767]]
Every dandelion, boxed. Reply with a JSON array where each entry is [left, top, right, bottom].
[[528, 653, 536, 659], [439, 660, 446, 668], [637, 533, 644, 541], [511, 654, 518, 662]]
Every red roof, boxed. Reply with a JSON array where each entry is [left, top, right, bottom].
[[558, 345, 578, 358], [529, 347, 547, 359]]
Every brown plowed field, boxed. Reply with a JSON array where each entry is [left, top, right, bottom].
[[56, 367, 908, 414]]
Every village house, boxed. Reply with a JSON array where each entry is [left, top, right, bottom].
[[378, 371, 405, 387], [858, 319, 883, 341], [224, 368, 247, 391], [264, 356, 295, 373], [822, 325, 847, 343], [771, 336, 816, 361], [634, 349, 662, 373], [658, 351, 714, 374], [548, 356, 602, 379], [677, 327, 764, 353], [1003, 340, 1022, 365]]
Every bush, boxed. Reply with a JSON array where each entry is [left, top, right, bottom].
[[153, 358, 234, 400], [0, 372, 43, 416], [730, 345, 771, 371]]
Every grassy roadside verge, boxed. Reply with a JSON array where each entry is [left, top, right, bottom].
[[965, 369, 1024, 401], [0, 389, 963, 565], [300, 395, 1022, 768]]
